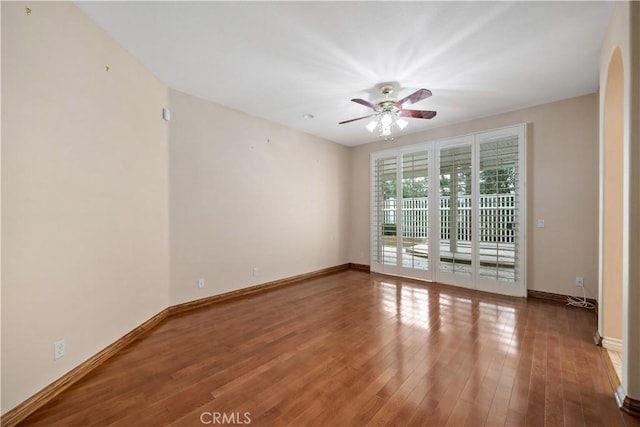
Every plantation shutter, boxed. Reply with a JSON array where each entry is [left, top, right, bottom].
[[372, 156, 398, 266], [478, 136, 521, 282], [401, 151, 429, 270], [438, 145, 473, 277]]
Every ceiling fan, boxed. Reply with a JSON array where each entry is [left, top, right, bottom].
[[339, 85, 437, 140]]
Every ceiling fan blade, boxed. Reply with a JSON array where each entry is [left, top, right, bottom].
[[395, 89, 432, 108], [351, 98, 378, 110], [399, 109, 437, 119], [338, 114, 375, 125]]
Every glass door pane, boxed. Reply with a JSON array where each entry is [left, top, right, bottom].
[[372, 156, 398, 267], [479, 137, 519, 282], [401, 151, 429, 270], [475, 125, 526, 297], [439, 145, 473, 277]]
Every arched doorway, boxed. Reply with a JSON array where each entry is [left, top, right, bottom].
[[601, 47, 624, 375]]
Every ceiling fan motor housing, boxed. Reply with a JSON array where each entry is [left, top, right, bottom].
[[380, 84, 394, 96]]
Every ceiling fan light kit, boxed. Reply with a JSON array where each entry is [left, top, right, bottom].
[[339, 84, 437, 141]]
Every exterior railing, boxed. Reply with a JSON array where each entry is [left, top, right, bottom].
[[382, 195, 516, 243]]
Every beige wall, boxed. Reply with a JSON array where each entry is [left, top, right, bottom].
[[168, 90, 350, 305], [602, 49, 624, 342], [1, 2, 170, 413], [630, 0, 640, 400], [1, 0, 4, 412], [349, 94, 599, 298]]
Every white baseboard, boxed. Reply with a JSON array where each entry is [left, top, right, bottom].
[[602, 336, 623, 353]]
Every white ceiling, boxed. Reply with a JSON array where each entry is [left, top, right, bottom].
[[75, 1, 612, 147]]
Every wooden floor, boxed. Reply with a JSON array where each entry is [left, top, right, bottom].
[[20, 270, 639, 426]]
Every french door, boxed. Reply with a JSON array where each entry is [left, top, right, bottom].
[[371, 148, 433, 279], [371, 124, 526, 297]]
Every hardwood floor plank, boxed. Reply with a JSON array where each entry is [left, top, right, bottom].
[[17, 271, 638, 427]]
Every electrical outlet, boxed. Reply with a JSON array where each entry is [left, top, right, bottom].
[[575, 276, 584, 287], [252, 267, 259, 277], [53, 339, 65, 360], [197, 278, 205, 289]]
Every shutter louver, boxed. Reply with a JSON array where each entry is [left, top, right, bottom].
[[479, 136, 520, 282], [402, 151, 429, 270], [372, 156, 398, 266]]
